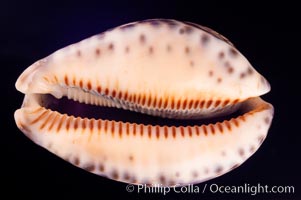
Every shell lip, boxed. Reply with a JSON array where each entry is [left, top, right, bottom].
[[15, 92, 273, 129]]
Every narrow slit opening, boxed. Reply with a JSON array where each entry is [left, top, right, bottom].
[[43, 94, 245, 127]]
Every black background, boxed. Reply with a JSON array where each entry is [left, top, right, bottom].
[[1, 1, 300, 199]]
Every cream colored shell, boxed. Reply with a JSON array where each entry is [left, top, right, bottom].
[[14, 19, 274, 186]]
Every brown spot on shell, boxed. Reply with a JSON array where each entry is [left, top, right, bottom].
[[240, 72, 246, 79], [239, 148, 245, 157], [125, 46, 130, 53], [264, 117, 270, 124], [83, 164, 95, 172], [185, 46, 190, 54], [227, 66, 235, 74], [139, 34, 146, 43], [99, 164, 105, 172], [209, 70, 213, 77], [201, 34, 210, 45], [179, 28, 185, 34], [123, 172, 131, 181], [258, 135, 265, 144], [218, 51, 225, 59], [146, 19, 161, 26], [148, 46, 153, 54], [183, 26, 193, 34], [95, 48, 101, 56], [192, 171, 198, 178], [247, 66, 253, 75], [76, 50, 81, 57], [108, 43, 114, 50], [166, 44, 172, 52], [215, 166, 223, 174], [159, 175, 166, 184], [249, 145, 256, 153], [217, 77, 222, 83], [229, 48, 238, 57], [79, 80, 83, 88], [111, 170, 119, 179], [74, 157, 80, 165]]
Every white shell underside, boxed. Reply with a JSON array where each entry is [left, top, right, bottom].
[[14, 19, 274, 186]]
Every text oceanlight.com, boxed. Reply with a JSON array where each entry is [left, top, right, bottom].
[[125, 183, 295, 195]]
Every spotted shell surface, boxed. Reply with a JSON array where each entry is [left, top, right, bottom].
[[14, 19, 274, 186]]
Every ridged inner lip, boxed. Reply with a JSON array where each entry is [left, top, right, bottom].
[[44, 94, 245, 127], [21, 88, 268, 134]]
